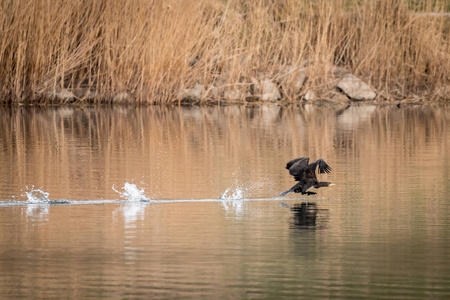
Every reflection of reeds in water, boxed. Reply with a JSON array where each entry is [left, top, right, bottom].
[[0, 105, 448, 201], [0, 105, 448, 295], [0, 0, 448, 103], [336, 105, 448, 200]]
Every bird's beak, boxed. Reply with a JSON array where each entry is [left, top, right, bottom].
[[329, 183, 336, 186]]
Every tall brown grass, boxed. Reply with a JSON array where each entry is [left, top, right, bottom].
[[0, 0, 449, 104]]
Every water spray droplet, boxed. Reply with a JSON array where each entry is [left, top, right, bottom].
[[112, 182, 150, 202]]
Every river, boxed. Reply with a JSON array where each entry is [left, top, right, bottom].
[[0, 104, 449, 298]]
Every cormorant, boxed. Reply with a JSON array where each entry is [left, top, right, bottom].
[[280, 157, 333, 196]]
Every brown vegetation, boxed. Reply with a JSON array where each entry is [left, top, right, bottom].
[[0, 0, 449, 104]]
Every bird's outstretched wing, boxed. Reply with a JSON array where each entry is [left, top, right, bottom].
[[308, 158, 332, 174], [318, 159, 332, 174], [286, 157, 309, 170], [286, 157, 309, 180]]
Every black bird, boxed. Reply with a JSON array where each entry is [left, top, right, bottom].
[[280, 157, 333, 196]]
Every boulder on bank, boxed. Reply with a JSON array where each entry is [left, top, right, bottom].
[[179, 83, 204, 101], [303, 90, 316, 101], [206, 85, 220, 99], [337, 74, 376, 101], [49, 89, 76, 103], [113, 92, 130, 103], [69, 88, 108, 102], [329, 90, 350, 102], [250, 77, 281, 101], [223, 87, 251, 101], [278, 65, 308, 95]]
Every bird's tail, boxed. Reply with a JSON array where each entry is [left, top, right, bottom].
[[279, 188, 294, 196]]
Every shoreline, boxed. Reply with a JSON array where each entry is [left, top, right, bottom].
[[1, 97, 447, 108], [1, 0, 448, 104]]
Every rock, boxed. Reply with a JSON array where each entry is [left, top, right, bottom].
[[250, 77, 281, 101], [50, 89, 76, 103], [85, 91, 105, 102], [278, 65, 308, 95], [211, 72, 252, 101], [206, 85, 221, 99], [304, 90, 316, 101], [329, 90, 350, 102], [179, 83, 204, 101], [337, 74, 376, 101], [331, 66, 350, 78], [72, 88, 88, 99], [113, 92, 130, 102], [223, 88, 250, 101], [71, 88, 107, 102]]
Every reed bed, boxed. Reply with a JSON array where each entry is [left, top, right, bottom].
[[0, 0, 449, 104]]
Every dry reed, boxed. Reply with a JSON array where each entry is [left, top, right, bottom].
[[0, 0, 449, 104]]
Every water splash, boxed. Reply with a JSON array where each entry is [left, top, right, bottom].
[[112, 182, 150, 202], [219, 186, 245, 200], [218, 178, 248, 216], [219, 177, 273, 200], [18, 187, 51, 220], [219, 176, 275, 215], [112, 183, 151, 226], [24, 187, 50, 203]]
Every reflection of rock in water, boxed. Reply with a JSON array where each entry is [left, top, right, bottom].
[[281, 202, 329, 230]]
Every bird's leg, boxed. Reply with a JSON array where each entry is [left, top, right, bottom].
[[305, 191, 317, 196]]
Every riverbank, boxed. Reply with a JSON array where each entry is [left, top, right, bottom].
[[1, 0, 449, 104]]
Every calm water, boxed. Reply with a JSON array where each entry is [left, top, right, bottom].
[[0, 104, 449, 299]]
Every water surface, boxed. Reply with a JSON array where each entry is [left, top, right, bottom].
[[0, 104, 449, 299]]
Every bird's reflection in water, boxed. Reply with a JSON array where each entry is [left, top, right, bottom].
[[281, 202, 329, 230]]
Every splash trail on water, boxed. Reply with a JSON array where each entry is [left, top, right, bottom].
[[0, 183, 339, 207]]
